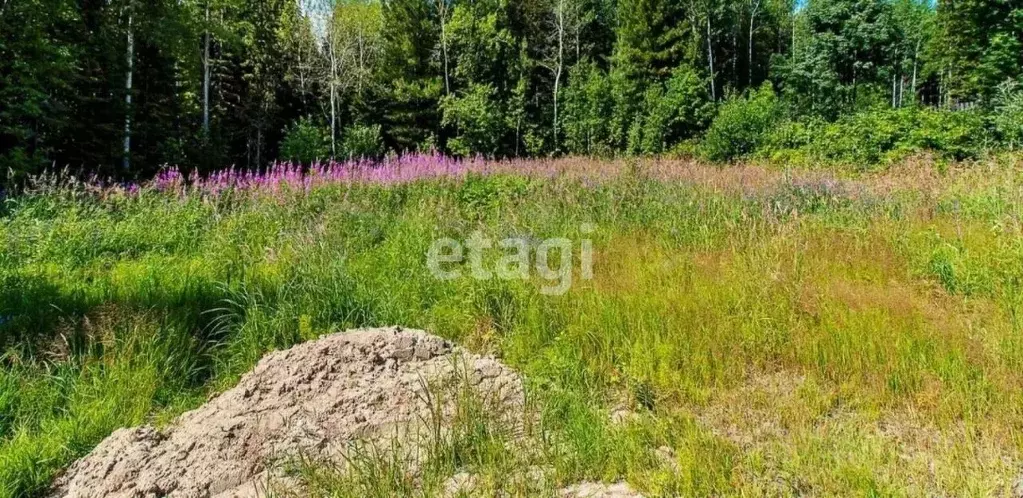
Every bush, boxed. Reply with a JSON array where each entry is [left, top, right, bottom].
[[761, 118, 821, 153], [341, 124, 384, 159], [701, 83, 780, 162], [758, 118, 823, 163], [279, 117, 331, 164], [910, 109, 987, 161], [441, 84, 508, 157], [812, 108, 916, 165], [810, 108, 987, 166], [622, 65, 714, 156], [992, 80, 1023, 150]]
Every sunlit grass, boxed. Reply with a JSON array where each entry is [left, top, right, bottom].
[[2, 157, 1023, 496]]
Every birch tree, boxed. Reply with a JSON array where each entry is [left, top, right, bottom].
[[687, 0, 718, 100], [436, 0, 452, 95], [123, 2, 134, 170], [316, 0, 382, 157], [202, 1, 211, 136], [746, 0, 762, 88], [283, 4, 322, 105], [540, 0, 582, 151]]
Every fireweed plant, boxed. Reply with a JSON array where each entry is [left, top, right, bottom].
[[3, 154, 1023, 496]]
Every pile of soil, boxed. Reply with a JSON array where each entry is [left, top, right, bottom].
[[50, 327, 523, 498]]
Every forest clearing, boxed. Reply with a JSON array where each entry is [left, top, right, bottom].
[[4, 0, 1023, 494], [3, 155, 1023, 496]]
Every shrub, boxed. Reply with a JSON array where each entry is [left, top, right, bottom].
[[341, 124, 385, 159], [810, 108, 987, 166], [441, 84, 508, 157], [701, 83, 780, 161], [635, 65, 714, 155], [279, 117, 331, 164], [812, 108, 916, 165], [992, 80, 1023, 150], [758, 118, 823, 163], [910, 109, 987, 161]]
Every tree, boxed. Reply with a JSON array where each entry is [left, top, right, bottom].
[[539, 0, 584, 152], [562, 60, 613, 155], [631, 64, 713, 154], [686, 0, 721, 100], [776, 0, 899, 117], [122, 1, 134, 171], [931, 0, 1022, 104], [746, 0, 762, 88], [436, 0, 452, 95], [891, 0, 933, 106], [441, 83, 509, 157], [314, 0, 382, 157], [377, 0, 442, 152], [0, 0, 81, 183]]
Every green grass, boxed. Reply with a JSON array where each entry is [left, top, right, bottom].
[[3, 156, 1023, 496]]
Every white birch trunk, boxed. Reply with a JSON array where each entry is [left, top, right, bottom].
[[748, 0, 760, 88], [553, 0, 565, 151], [439, 0, 450, 95], [123, 10, 134, 171], [706, 14, 715, 100], [202, 2, 211, 136]]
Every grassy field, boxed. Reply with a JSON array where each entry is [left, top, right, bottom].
[[3, 155, 1023, 496]]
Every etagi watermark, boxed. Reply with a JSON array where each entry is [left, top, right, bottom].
[[427, 225, 595, 296]]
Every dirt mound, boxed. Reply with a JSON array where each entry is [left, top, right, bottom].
[[50, 327, 523, 498], [560, 482, 644, 498]]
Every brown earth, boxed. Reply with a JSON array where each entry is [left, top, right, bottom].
[[49, 327, 524, 498]]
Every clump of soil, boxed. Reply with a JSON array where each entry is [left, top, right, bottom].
[[560, 482, 644, 497], [50, 327, 523, 498]]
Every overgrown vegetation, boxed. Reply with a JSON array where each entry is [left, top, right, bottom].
[[3, 0, 1022, 185], [3, 156, 1023, 496]]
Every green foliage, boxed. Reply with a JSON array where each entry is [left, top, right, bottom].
[[776, 0, 900, 118], [932, 0, 1023, 103], [6, 161, 1023, 495], [279, 118, 330, 164], [743, 107, 990, 166], [0, 0, 81, 184], [630, 65, 714, 155], [810, 108, 987, 165], [2, 0, 1023, 174], [992, 80, 1023, 150], [441, 84, 508, 157], [701, 84, 780, 161], [341, 124, 385, 159], [562, 61, 614, 156]]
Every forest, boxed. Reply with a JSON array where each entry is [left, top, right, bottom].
[[2, 0, 1022, 185]]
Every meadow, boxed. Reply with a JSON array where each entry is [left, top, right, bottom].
[[2, 154, 1023, 496]]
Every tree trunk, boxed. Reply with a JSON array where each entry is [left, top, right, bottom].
[[575, 29, 580, 62], [328, 34, 337, 158], [892, 72, 897, 108], [123, 10, 134, 171], [439, 0, 450, 95], [748, 0, 759, 88], [731, 12, 737, 84], [553, 0, 564, 152], [911, 38, 920, 104], [706, 14, 715, 100], [791, 15, 795, 62], [255, 126, 263, 168], [202, 2, 211, 137], [899, 75, 905, 107]]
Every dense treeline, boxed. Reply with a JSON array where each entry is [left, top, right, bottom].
[[1, 0, 1021, 184]]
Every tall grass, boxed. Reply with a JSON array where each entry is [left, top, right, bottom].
[[2, 156, 1023, 496]]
